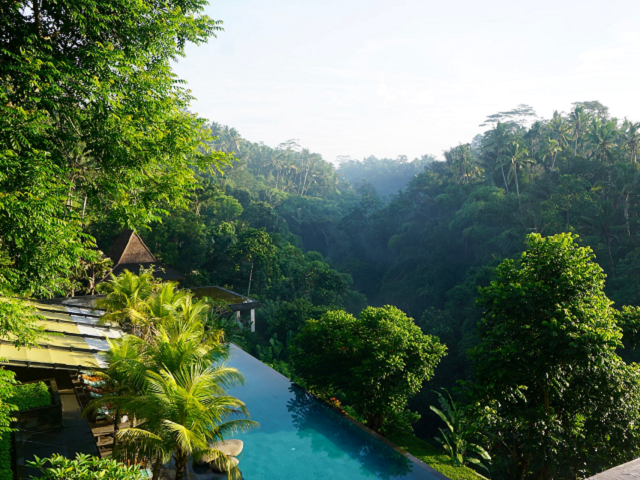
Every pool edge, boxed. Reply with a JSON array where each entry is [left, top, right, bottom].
[[290, 381, 452, 480], [228, 343, 452, 480]]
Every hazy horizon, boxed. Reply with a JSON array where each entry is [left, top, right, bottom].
[[173, 0, 640, 163]]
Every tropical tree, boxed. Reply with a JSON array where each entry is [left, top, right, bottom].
[[445, 144, 480, 185], [227, 228, 277, 296], [143, 283, 190, 329], [568, 103, 590, 155], [468, 233, 640, 480], [88, 273, 251, 480], [623, 121, 640, 163], [97, 270, 157, 337], [116, 360, 256, 480], [84, 335, 149, 448], [548, 111, 571, 152], [541, 138, 561, 171], [290, 306, 447, 431], [483, 122, 513, 192], [586, 118, 619, 164], [1, 0, 233, 299], [497, 140, 534, 206]]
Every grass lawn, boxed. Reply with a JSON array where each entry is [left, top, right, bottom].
[[387, 431, 487, 480]]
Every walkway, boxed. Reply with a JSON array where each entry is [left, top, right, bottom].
[[14, 387, 99, 479]]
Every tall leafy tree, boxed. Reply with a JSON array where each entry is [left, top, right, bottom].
[[290, 306, 447, 431], [227, 228, 277, 296], [468, 233, 640, 480], [1, 0, 232, 297]]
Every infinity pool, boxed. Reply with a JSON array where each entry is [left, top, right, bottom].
[[224, 345, 448, 480]]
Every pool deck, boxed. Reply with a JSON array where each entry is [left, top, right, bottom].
[[14, 387, 99, 479]]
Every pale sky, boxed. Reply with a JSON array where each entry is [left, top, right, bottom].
[[174, 0, 640, 163]]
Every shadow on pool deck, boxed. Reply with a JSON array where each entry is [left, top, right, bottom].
[[14, 387, 99, 479]]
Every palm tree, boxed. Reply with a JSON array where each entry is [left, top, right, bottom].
[[568, 104, 590, 155], [497, 140, 535, 207], [585, 118, 619, 164], [143, 282, 189, 334], [116, 361, 257, 480], [606, 163, 640, 235], [89, 279, 250, 480], [623, 121, 640, 163], [452, 144, 480, 185], [84, 335, 149, 448], [97, 269, 156, 336], [484, 122, 512, 192], [542, 138, 561, 171], [548, 111, 570, 158]]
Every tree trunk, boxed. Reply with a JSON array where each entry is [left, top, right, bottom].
[[152, 454, 163, 480], [500, 164, 509, 193], [302, 165, 310, 195], [513, 164, 521, 208], [113, 409, 120, 449], [607, 239, 616, 278], [82, 195, 88, 219], [174, 450, 188, 480], [625, 195, 631, 236], [247, 262, 254, 296]]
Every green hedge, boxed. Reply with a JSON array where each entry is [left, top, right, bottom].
[[0, 432, 11, 480], [10, 382, 51, 411]]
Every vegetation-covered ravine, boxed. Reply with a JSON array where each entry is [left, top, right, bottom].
[[3, 0, 640, 477]]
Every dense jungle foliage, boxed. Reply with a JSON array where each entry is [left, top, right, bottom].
[[4, 0, 640, 475], [92, 103, 640, 426]]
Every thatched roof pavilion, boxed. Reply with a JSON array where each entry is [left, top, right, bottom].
[[106, 229, 185, 281]]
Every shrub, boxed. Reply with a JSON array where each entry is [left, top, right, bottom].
[[10, 382, 50, 411], [28, 453, 148, 480]]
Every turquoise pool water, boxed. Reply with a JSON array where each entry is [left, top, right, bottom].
[[224, 345, 447, 480]]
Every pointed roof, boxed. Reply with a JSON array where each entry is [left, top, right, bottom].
[[105, 230, 185, 281]]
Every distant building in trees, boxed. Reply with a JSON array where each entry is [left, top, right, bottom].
[[106, 229, 185, 281]]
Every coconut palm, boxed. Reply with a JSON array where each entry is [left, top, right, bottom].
[[97, 269, 156, 336], [84, 335, 149, 447], [497, 140, 535, 207], [549, 111, 571, 153], [142, 282, 189, 338], [541, 138, 562, 171], [623, 121, 640, 163], [586, 118, 619, 164], [116, 360, 257, 480], [88, 283, 248, 480], [484, 122, 513, 192], [568, 103, 590, 155]]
